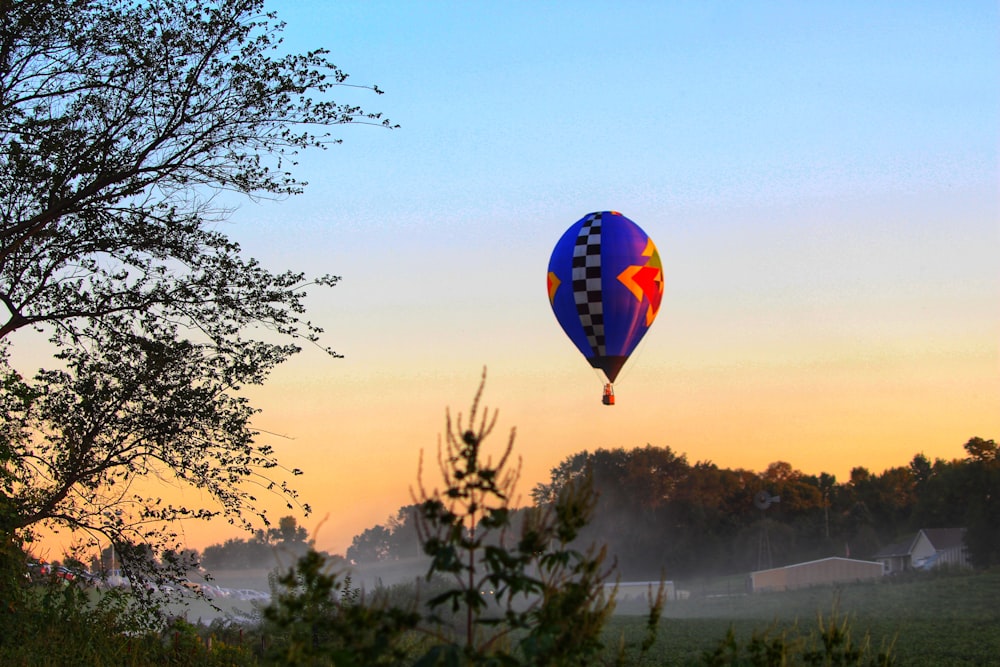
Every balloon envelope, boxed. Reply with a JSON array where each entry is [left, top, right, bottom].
[[547, 211, 663, 383]]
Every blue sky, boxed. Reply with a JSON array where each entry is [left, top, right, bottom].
[[177, 0, 1000, 553], [274, 1, 995, 209]]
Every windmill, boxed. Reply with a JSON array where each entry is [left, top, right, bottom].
[[754, 490, 780, 570]]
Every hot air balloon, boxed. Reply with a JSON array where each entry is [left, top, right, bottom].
[[547, 211, 663, 405]]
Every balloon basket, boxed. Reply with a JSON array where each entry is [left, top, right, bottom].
[[602, 383, 615, 406]]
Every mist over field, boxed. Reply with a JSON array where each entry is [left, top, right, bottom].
[[188, 550, 1000, 667]]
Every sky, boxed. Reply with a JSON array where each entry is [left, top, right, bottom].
[[37, 1, 1000, 557]]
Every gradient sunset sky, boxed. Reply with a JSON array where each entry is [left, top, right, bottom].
[[41, 1, 1000, 557]]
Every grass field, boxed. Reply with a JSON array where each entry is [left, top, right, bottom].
[[157, 567, 999, 665], [607, 570, 1000, 666]]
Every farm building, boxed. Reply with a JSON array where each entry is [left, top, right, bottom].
[[748, 557, 883, 593], [873, 527, 969, 574], [605, 580, 677, 602]]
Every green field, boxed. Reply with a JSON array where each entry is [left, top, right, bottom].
[[607, 570, 1000, 666], [190, 569, 1000, 665], [180, 569, 1000, 665]]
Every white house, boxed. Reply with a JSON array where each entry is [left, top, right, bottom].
[[873, 528, 969, 574]]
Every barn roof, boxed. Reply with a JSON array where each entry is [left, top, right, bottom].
[[752, 556, 882, 574], [921, 527, 966, 551], [873, 528, 966, 558], [874, 535, 918, 558]]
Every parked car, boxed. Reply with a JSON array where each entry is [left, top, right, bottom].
[[181, 581, 225, 598], [26, 559, 51, 579], [235, 588, 271, 601]]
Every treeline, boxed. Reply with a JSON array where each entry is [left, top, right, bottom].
[[3, 386, 907, 666], [195, 517, 338, 570], [348, 437, 999, 579]]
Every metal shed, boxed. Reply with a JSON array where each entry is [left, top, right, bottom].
[[749, 557, 883, 592], [605, 580, 676, 601]]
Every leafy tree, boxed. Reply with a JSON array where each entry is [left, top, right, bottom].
[[964, 436, 997, 463], [909, 453, 932, 488], [961, 437, 1000, 567], [531, 450, 591, 506], [668, 463, 760, 574], [263, 550, 420, 666], [386, 504, 424, 560], [353, 433, 999, 587], [274, 515, 310, 545], [913, 438, 1000, 569], [346, 525, 393, 564], [200, 515, 320, 569], [0, 0, 392, 579], [761, 461, 824, 518], [345, 505, 423, 564]]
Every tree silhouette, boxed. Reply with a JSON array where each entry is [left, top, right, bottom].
[[0, 0, 393, 583]]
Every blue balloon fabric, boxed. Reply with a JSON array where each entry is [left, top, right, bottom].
[[547, 211, 663, 383]]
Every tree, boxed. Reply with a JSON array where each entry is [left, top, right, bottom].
[[346, 525, 393, 564], [0, 0, 393, 580], [960, 437, 999, 568], [272, 515, 309, 545], [344, 505, 422, 564], [908, 439, 999, 568], [964, 436, 998, 463], [386, 504, 423, 560], [200, 515, 318, 569]]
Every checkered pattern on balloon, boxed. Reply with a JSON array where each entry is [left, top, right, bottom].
[[547, 211, 664, 404]]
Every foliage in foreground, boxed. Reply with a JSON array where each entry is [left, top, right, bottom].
[[0, 567, 246, 665], [261, 549, 421, 666], [261, 371, 659, 665], [409, 371, 630, 665], [699, 607, 895, 667], [0, 377, 908, 665]]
